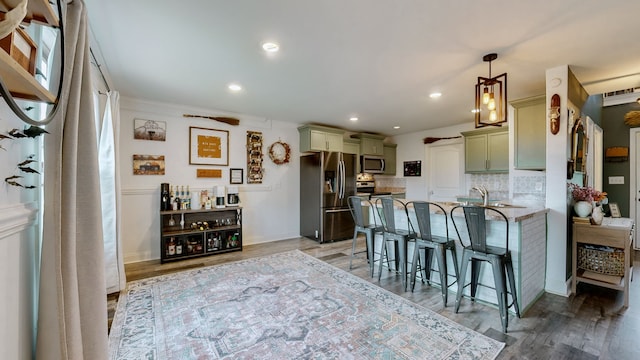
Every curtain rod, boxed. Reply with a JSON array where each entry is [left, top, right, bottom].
[[89, 47, 111, 92]]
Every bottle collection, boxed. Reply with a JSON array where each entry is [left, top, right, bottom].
[[160, 183, 242, 262], [160, 183, 240, 211]]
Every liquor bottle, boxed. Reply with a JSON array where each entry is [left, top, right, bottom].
[[170, 185, 176, 210], [168, 237, 176, 256], [185, 186, 191, 209]]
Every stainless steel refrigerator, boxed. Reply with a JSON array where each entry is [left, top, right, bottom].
[[300, 152, 356, 243]]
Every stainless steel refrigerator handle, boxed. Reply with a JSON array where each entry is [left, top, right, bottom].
[[340, 159, 346, 198], [325, 208, 351, 213]]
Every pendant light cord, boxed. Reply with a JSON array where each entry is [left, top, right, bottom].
[[0, 0, 65, 126]]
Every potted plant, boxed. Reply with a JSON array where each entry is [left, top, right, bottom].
[[568, 183, 607, 219]]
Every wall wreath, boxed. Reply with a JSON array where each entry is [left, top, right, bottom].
[[268, 140, 291, 165]]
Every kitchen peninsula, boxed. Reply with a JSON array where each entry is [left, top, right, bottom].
[[370, 200, 548, 313]]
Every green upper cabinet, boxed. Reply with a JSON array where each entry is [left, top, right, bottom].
[[343, 138, 361, 171], [512, 95, 546, 170], [298, 125, 344, 152], [462, 127, 508, 173], [352, 133, 385, 156], [383, 143, 397, 175]]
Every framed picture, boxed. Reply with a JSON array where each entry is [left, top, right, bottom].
[[132, 155, 165, 175], [609, 202, 621, 218], [230, 168, 243, 184], [134, 118, 166, 141], [189, 127, 229, 166]]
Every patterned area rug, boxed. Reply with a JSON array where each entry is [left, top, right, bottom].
[[109, 250, 504, 359]]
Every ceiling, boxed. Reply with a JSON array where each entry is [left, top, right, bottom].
[[84, 0, 640, 135]]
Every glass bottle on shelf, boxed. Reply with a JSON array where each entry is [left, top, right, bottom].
[[176, 239, 182, 255], [168, 237, 176, 256], [185, 186, 191, 209]]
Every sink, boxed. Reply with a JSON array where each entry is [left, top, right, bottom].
[[487, 202, 526, 208]]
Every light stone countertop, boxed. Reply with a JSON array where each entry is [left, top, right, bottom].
[[372, 198, 549, 223]]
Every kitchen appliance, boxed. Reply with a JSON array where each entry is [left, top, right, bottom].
[[215, 185, 226, 208], [360, 155, 385, 174], [356, 177, 391, 199], [160, 183, 171, 211], [227, 186, 240, 206], [300, 151, 356, 243]]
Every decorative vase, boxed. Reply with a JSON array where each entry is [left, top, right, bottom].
[[573, 201, 593, 218], [591, 205, 604, 225]]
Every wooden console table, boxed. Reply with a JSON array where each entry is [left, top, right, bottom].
[[572, 217, 634, 307]]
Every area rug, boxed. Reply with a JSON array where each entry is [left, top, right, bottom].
[[109, 250, 504, 359]]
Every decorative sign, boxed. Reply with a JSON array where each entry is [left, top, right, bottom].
[[134, 118, 166, 141], [549, 94, 560, 135], [230, 168, 243, 184], [132, 155, 165, 175], [196, 169, 223, 178], [189, 127, 229, 166], [403, 160, 422, 177], [246, 131, 263, 184]]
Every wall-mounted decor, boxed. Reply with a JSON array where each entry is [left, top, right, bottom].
[[196, 169, 222, 178], [189, 127, 229, 166], [230, 168, 243, 184], [549, 94, 560, 135], [605, 147, 629, 162], [134, 119, 166, 141], [624, 111, 640, 127], [268, 140, 291, 165], [133, 155, 165, 175], [403, 160, 422, 176], [246, 131, 263, 184]]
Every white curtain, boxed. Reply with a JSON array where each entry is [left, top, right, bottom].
[[99, 91, 125, 293], [36, 1, 108, 359]]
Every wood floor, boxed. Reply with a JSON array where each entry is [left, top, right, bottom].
[[112, 237, 640, 359]]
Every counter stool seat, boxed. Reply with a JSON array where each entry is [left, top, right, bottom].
[[450, 205, 520, 333], [406, 201, 459, 306], [348, 196, 384, 277], [375, 197, 414, 291]]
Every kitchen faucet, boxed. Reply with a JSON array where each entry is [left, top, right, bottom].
[[472, 185, 489, 206]]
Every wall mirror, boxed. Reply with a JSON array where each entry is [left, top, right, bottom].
[[570, 118, 587, 182]]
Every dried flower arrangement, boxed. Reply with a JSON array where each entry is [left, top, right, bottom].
[[568, 183, 607, 203]]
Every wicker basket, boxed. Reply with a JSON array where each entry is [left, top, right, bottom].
[[577, 246, 625, 276]]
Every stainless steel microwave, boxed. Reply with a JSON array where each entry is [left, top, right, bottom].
[[360, 155, 385, 174]]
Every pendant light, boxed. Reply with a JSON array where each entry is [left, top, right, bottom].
[[475, 53, 507, 128]]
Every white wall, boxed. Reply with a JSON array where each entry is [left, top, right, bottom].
[[389, 122, 475, 200], [119, 97, 300, 262], [0, 102, 40, 360]]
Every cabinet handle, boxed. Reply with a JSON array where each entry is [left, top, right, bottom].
[[485, 159, 489, 169]]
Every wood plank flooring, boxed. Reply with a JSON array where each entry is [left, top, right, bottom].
[[110, 237, 640, 359]]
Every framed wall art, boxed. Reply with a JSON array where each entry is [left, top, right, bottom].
[[609, 203, 621, 218], [230, 168, 244, 184], [132, 155, 165, 175], [134, 118, 166, 141], [189, 127, 229, 166]]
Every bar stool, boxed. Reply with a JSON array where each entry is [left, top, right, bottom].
[[347, 196, 384, 277], [450, 205, 520, 333], [375, 197, 414, 291], [405, 201, 459, 306]]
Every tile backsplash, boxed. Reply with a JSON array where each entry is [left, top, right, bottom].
[[468, 173, 546, 203], [468, 174, 509, 200]]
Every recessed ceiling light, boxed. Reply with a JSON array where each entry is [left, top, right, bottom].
[[429, 92, 442, 98], [228, 83, 242, 92], [262, 42, 280, 52], [393, 126, 400, 129], [350, 117, 358, 121]]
